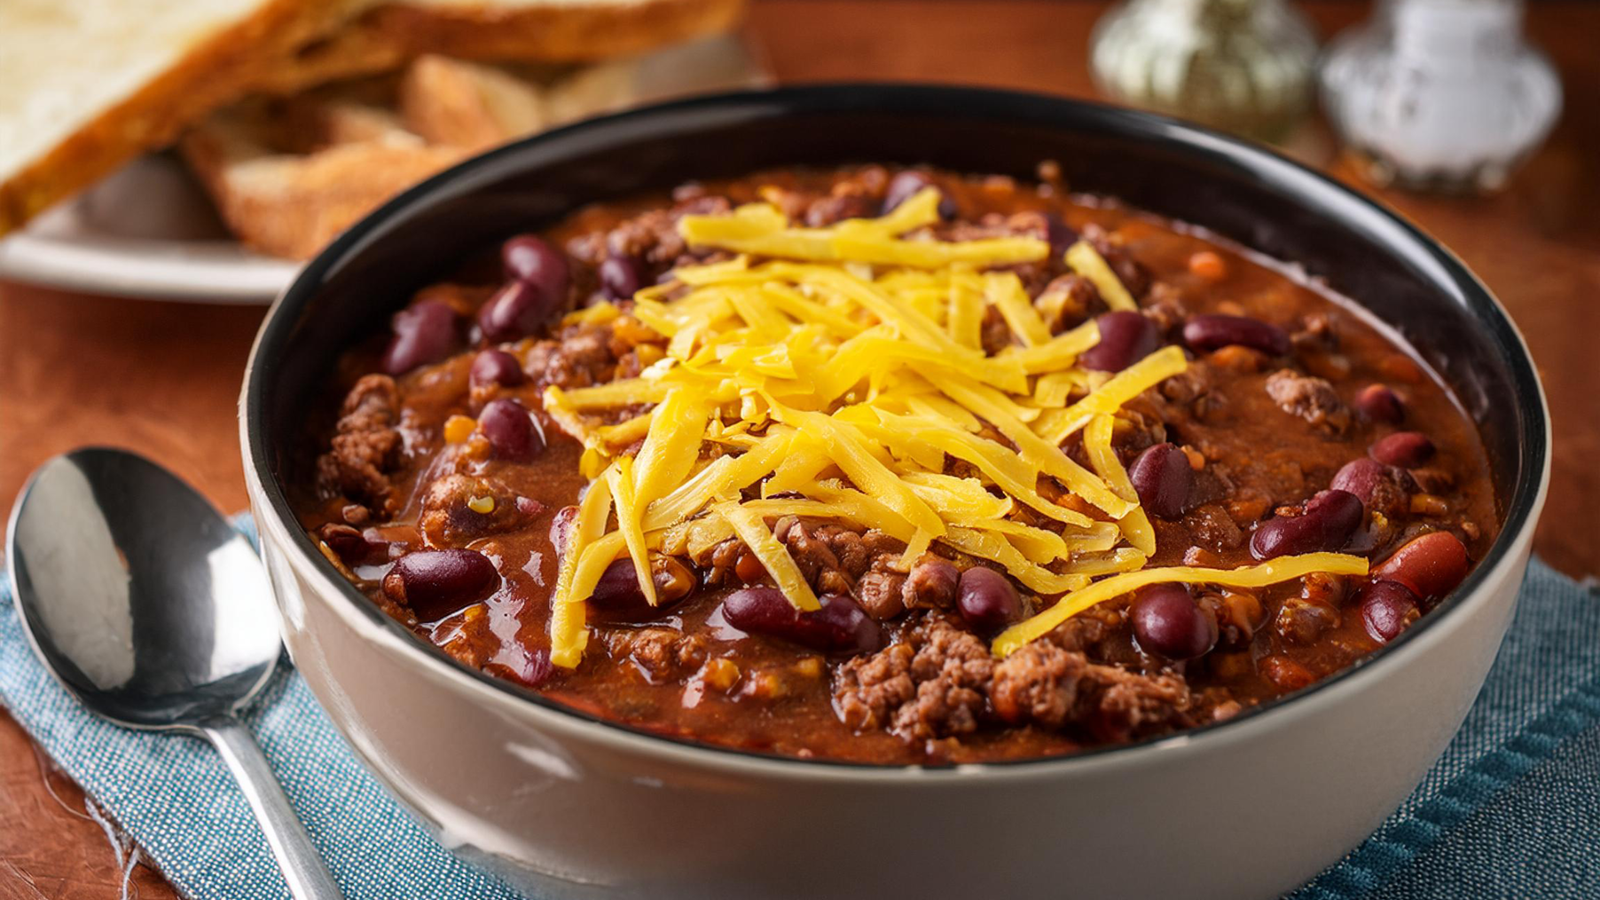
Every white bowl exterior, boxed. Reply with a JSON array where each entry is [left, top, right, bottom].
[[249, 463, 1542, 900]]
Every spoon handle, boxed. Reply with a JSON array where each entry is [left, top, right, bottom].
[[204, 719, 344, 899]]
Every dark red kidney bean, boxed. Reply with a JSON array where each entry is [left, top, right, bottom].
[[501, 234, 570, 300], [469, 348, 524, 390], [1182, 314, 1291, 356], [478, 280, 558, 344], [883, 171, 958, 220], [1043, 213, 1078, 257], [1131, 583, 1217, 660], [392, 549, 499, 620], [1079, 310, 1161, 372], [485, 647, 554, 688], [1355, 384, 1405, 425], [957, 566, 1024, 633], [721, 588, 885, 655], [1372, 531, 1469, 602], [598, 254, 645, 301], [1370, 431, 1436, 468], [1357, 580, 1421, 644], [1330, 457, 1389, 507], [1249, 489, 1364, 560], [382, 300, 457, 375], [1129, 443, 1193, 520], [587, 557, 694, 620], [478, 398, 544, 461]]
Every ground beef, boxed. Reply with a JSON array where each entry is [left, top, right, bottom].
[[526, 321, 620, 389], [1265, 369, 1353, 436], [1291, 312, 1339, 354], [419, 473, 536, 546], [1367, 465, 1419, 519], [1036, 273, 1100, 332], [606, 627, 708, 683], [1141, 283, 1189, 337], [833, 616, 994, 741], [565, 196, 732, 273], [979, 305, 1013, 355], [315, 374, 402, 515], [991, 641, 1194, 741], [1082, 223, 1151, 299], [776, 518, 905, 601], [856, 560, 908, 620], [805, 182, 883, 227]]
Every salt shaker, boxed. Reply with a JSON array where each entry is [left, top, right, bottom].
[[1319, 0, 1562, 192], [1090, 0, 1319, 143]]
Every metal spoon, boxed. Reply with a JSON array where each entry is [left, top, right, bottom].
[[6, 448, 342, 899]]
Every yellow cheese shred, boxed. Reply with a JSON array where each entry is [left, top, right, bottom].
[[714, 501, 821, 611], [542, 186, 1359, 665], [1083, 414, 1157, 556], [992, 553, 1371, 658], [606, 458, 657, 607], [549, 471, 615, 668], [1065, 240, 1137, 312]]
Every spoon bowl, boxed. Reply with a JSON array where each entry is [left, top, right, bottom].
[[6, 447, 341, 899], [7, 448, 280, 728]]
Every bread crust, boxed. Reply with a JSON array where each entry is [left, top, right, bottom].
[[249, 0, 747, 95], [0, 0, 359, 235]]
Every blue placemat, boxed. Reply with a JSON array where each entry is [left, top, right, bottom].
[[1, 519, 1597, 899]]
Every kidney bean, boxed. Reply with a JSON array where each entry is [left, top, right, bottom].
[[1330, 458, 1389, 507], [1131, 584, 1216, 660], [1182, 314, 1291, 356], [1355, 384, 1405, 424], [883, 171, 958, 220], [478, 398, 544, 461], [501, 234, 570, 301], [1129, 442, 1193, 520], [478, 280, 557, 344], [599, 254, 645, 301], [485, 647, 554, 688], [392, 549, 499, 620], [588, 557, 694, 620], [1357, 580, 1421, 644], [1370, 431, 1436, 468], [721, 588, 885, 655], [1371, 531, 1469, 602], [469, 348, 524, 390], [1249, 489, 1364, 560], [1079, 310, 1160, 372], [1043, 213, 1078, 257], [957, 566, 1024, 633], [382, 300, 457, 374], [549, 506, 578, 557]]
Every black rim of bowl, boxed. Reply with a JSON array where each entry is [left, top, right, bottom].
[[245, 83, 1549, 772]]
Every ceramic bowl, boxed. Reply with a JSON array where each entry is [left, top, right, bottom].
[[241, 85, 1550, 900]]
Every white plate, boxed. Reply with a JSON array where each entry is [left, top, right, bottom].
[[0, 35, 769, 305]]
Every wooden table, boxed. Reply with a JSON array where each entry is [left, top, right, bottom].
[[1, 2, 1595, 895]]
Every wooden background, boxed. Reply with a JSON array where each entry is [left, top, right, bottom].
[[1, 1, 1596, 896]]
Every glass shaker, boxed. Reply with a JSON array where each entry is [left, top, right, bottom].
[[1090, 0, 1320, 144], [1320, 0, 1562, 193]]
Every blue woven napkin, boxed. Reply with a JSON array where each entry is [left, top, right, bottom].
[[1, 518, 1596, 899]]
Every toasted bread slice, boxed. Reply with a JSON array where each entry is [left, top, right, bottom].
[[182, 39, 762, 259], [181, 88, 473, 259], [0, 0, 360, 235], [249, 0, 746, 95]]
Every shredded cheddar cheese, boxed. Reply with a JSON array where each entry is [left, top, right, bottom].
[[541, 187, 1361, 667]]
